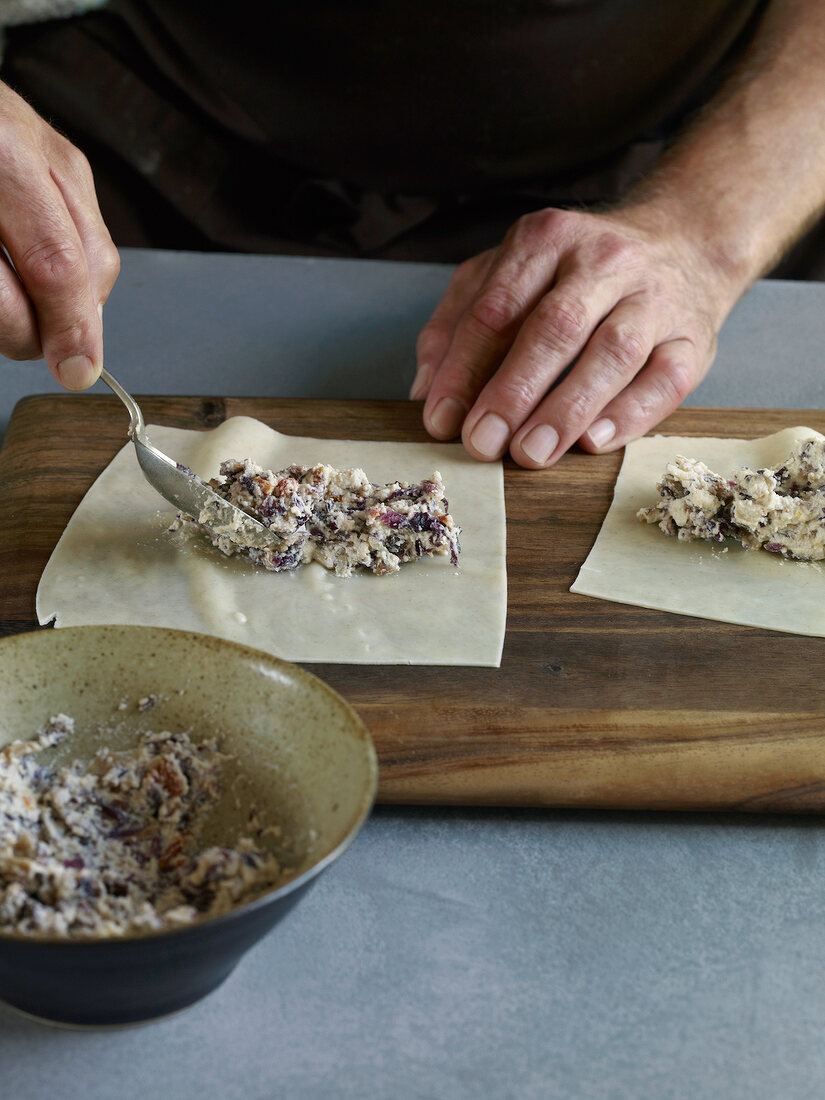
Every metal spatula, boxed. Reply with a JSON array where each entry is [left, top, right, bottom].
[[99, 368, 278, 549]]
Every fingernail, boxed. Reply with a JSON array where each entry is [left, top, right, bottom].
[[521, 424, 559, 465], [469, 412, 510, 458], [56, 355, 99, 391], [410, 363, 432, 400], [97, 302, 104, 320], [429, 396, 465, 438], [586, 418, 616, 448]]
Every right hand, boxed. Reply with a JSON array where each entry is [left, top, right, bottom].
[[0, 80, 120, 389], [410, 204, 733, 468]]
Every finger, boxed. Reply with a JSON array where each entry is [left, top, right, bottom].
[[0, 154, 102, 390], [499, 297, 657, 466], [420, 244, 567, 439], [576, 338, 712, 455], [421, 211, 660, 445], [411, 251, 492, 400], [50, 136, 120, 309], [0, 247, 41, 360], [451, 270, 638, 458]]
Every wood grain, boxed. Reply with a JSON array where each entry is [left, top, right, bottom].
[[3, 394, 825, 811]]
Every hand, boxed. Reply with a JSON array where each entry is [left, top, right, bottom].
[[410, 205, 737, 467], [0, 81, 120, 389]]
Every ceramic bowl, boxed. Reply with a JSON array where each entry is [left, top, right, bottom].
[[0, 625, 377, 1027]]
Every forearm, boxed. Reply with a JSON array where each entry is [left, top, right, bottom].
[[621, 0, 825, 308]]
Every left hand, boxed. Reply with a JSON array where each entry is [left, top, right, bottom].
[[410, 205, 737, 468]]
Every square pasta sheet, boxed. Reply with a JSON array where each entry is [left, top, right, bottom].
[[571, 426, 825, 637], [37, 417, 507, 666]]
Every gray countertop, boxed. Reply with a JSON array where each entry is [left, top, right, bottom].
[[2, 250, 825, 1100]]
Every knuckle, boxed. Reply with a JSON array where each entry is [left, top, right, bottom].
[[592, 231, 640, 271], [490, 376, 543, 418], [46, 316, 89, 351], [598, 321, 647, 374], [623, 360, 697, 426], [654, 351, 699, 403], [531, 206, 569, 237], [532, 295, 588, 352], [19, 236, 84, 291], [510, 206, 568, 249], [58, 137, 93, 182], [468, 284, 523, 338], [416, 319, 447, 360], [624, 388, 669, 426], [98, 240, 121, 290], [554, 384, 596, 428]]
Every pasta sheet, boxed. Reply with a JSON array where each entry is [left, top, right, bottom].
[[37, 417, 507, 666], [571, 426, 825, 636]]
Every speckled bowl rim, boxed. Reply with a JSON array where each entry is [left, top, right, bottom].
[[0, 624, 378, 947]]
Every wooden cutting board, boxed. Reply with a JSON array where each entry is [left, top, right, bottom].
[[3, 393, 825, 812]]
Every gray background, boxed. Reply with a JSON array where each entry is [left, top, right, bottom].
[[3, 249, 825, 441], [2, 250, 825, 1100]]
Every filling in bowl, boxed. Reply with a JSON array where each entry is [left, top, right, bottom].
[[0, 714, 289, 938]]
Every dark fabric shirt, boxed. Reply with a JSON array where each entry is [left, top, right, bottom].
[[3, 1, 766, 257], [106, 0, 764, 189]]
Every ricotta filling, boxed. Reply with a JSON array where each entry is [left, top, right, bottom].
[[638, 436, 825, 560], [169, 458, 461, 576], [0, 715, 286, 938]]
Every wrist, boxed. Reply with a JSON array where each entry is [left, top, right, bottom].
[[606, 191, 754, 328]]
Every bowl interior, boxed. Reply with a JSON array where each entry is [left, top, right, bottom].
[[0, 625, 377, 927]]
